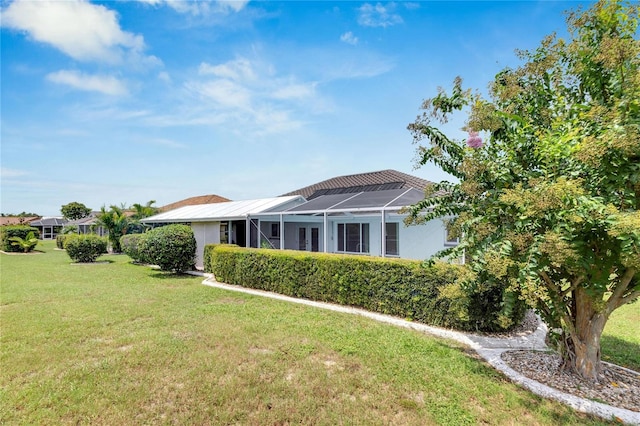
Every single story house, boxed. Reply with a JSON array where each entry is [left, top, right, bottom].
[[29, 217, 68, 240], [67, 213, 107, 236], [142, 170, 458, 269], [159, 194, 231, 212], [0, 216, 41, 226]]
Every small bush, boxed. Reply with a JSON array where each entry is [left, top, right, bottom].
[[141, 224, 196, 273], [120, 233, 148, 263], [1, 226, 40, 252], [56, 234, 67, 249], [64, 234, 108, 263], [206, 246, 526, 332]]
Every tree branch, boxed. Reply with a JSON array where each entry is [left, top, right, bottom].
[[619, 289, 640, 308], [539, 271, 578, 339], [560, 275, 585, 298], [606, 267, 637, 314]]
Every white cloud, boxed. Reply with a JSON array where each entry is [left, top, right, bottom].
[[2, 0, 157, 66], [1, 167, 29, 178], [47, 70, 128, 96], [188, 79, 252, 109], [271, 83, 317, 100], [171, 56, 318, 134], [358, 2, 403, 28], [198, 58, 257, 82], [340, 31, 359, 46], [141, 0, 249, 16], [218, 0, 250, 13], [158, 71, 172, 83]]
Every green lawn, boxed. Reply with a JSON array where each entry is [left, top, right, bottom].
[[0, 241, 628, 425], [602, 301, 640, 372]]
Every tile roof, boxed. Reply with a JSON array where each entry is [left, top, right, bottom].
[[159, 194, 231, 212], [281, 169, 433, 199], [30, 217, 68, 226], [0, 216, 41, 226]]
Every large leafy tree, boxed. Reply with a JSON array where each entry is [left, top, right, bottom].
[[407, 0, 639, 381], [61, 202, 91, 220]]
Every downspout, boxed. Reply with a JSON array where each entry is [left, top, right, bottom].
[[323, 211, 328, 253], [280, 213, 284, 250], [381, 209, 386, 258], [245, 215, 250, 248]]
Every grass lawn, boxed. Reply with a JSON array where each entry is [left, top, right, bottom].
[[0, 241, 630, 425], [602, 301, 640, 372]]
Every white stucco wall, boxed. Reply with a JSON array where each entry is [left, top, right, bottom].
[[191, 222, 221, 269]]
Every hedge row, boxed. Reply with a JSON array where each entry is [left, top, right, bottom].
[[0, 226, 40, 252], [205, 245, 525, 332]]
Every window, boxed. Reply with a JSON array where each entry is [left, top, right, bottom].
[[444, 221, 459, 246], [220, 222, 229, 244], [385, 222, 399, 256], [337, 223, 369, 253], [270, 223, 280, 238]]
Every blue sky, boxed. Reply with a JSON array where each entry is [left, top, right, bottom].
[[1, 0, 586, 216]]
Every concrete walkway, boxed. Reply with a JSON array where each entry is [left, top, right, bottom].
[[195, 273, 640, 425]]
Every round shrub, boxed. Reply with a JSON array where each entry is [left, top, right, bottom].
[[120, 233, 148, 263], [141, 224, 196, 273], [64, 234, 108, 263], [1, 226, 40, 252]]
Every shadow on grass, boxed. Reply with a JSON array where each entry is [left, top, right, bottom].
[[70, 259, 116, 264], [601, 335, 640, 372], [149, 271, 200, 280]]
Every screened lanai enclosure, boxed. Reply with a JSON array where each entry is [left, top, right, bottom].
[[142, 189, 456, 269]]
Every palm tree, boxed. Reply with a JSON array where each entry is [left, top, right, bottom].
[[9, 232, 38, 253], [95, 205, 130, 253], [129, 200, 159, 233], [131, 200, 159, 220]]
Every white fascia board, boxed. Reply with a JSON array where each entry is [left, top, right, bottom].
[[255, 206, 409, 216]]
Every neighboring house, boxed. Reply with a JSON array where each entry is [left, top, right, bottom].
[[29, 217, 68, 240], [142, 170, 457, 269], [67, 212, 107, 236], [159, 194, 230, 212], [0, 216, 40, 226]]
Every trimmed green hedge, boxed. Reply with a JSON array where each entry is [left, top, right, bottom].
[[64, 234, 108, 263], [140, 224, 196, 273], [120, 233, 148, 263], [1, 226, 41, 252], [204, 245, 525, 332], [203, 243, 238, 273]]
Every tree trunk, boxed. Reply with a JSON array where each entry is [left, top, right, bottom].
[[561, 287, 608, 381]]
